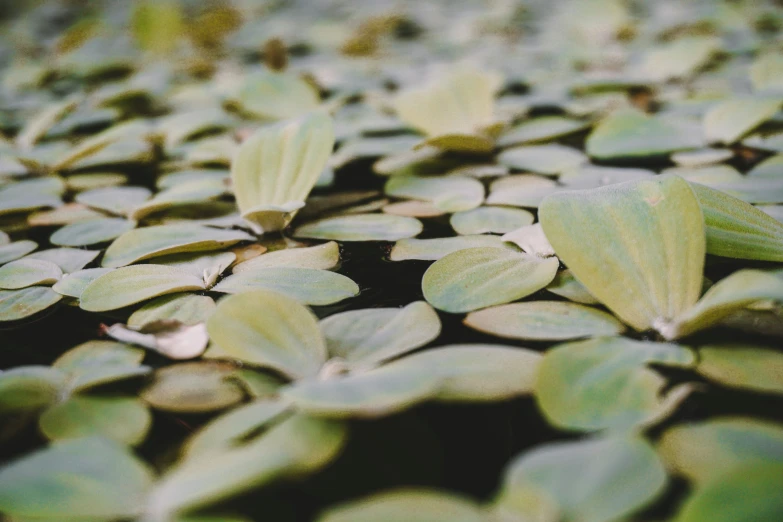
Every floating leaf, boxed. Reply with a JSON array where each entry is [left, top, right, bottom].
[[423, 247, 558, 313], [80, 265, 205, 312], [39, 396, 151, 446], [498, 116, 589, 147], [639, 36, 719, 81], [0, 240, 37, 265], [496, 435, 667, 522], [213, 266, 358, 305], [559, 165, 656, 190], [676, 463, 783, 522], [691, 183, 783, 262], [390, 235, 508, 261], [535, 337, 695, 432], [0, 258, 62, 289], [671, 147, 734, 167], [486, 174, 560, 208], [128, 293, 215, 328], [318, 489, 484, 522], [0, 287, 63, 321], [141, 361, 245, 412], [696, 344, 783, 394], [498, 144, 587, 175], [321, 301, 441, 366], [53, 340, 149, 392], [658, 417, 783, 484], [101, 224, 251, 268], [394, 65, 502, 151], [233, 241, 339, 273], [147, 414, 347, 518], [385, 175, 484, 212], [546, 269, 599, 304], [703, 97, 781, 145], [234, 70, 320, 120], [50, 218, 136, 247], [26, 248, 99, 274], [464, 301, 624, 341], [0, 366, 65, 413], [52, 267, 113, 298], [283, 344, 541, 417], [671, 269, 783, 339], [586, 109, 704, 159], [231, 112, 334, 232], [0, 437, 154, 519], [450, 207, 533, 235], [295, 214, 422, 241], [751, 53, 783, 93], [183, 400, 290, 459], [75, 185, 151, 217], [540, 175, 705, 334], [206, 290, 326, 379]]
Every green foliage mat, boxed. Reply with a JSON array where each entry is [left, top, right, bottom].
[[1, 1, 783, 521]]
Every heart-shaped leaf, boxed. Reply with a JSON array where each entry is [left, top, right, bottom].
[[206, 290, 327, 379], [540, 175, 705, 334]]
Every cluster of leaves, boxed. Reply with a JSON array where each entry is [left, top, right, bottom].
[[1, 0, 783, 521]]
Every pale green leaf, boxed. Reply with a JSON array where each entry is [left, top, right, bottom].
[[206, 290, 327, 379], [422, 246, 559, 313]]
